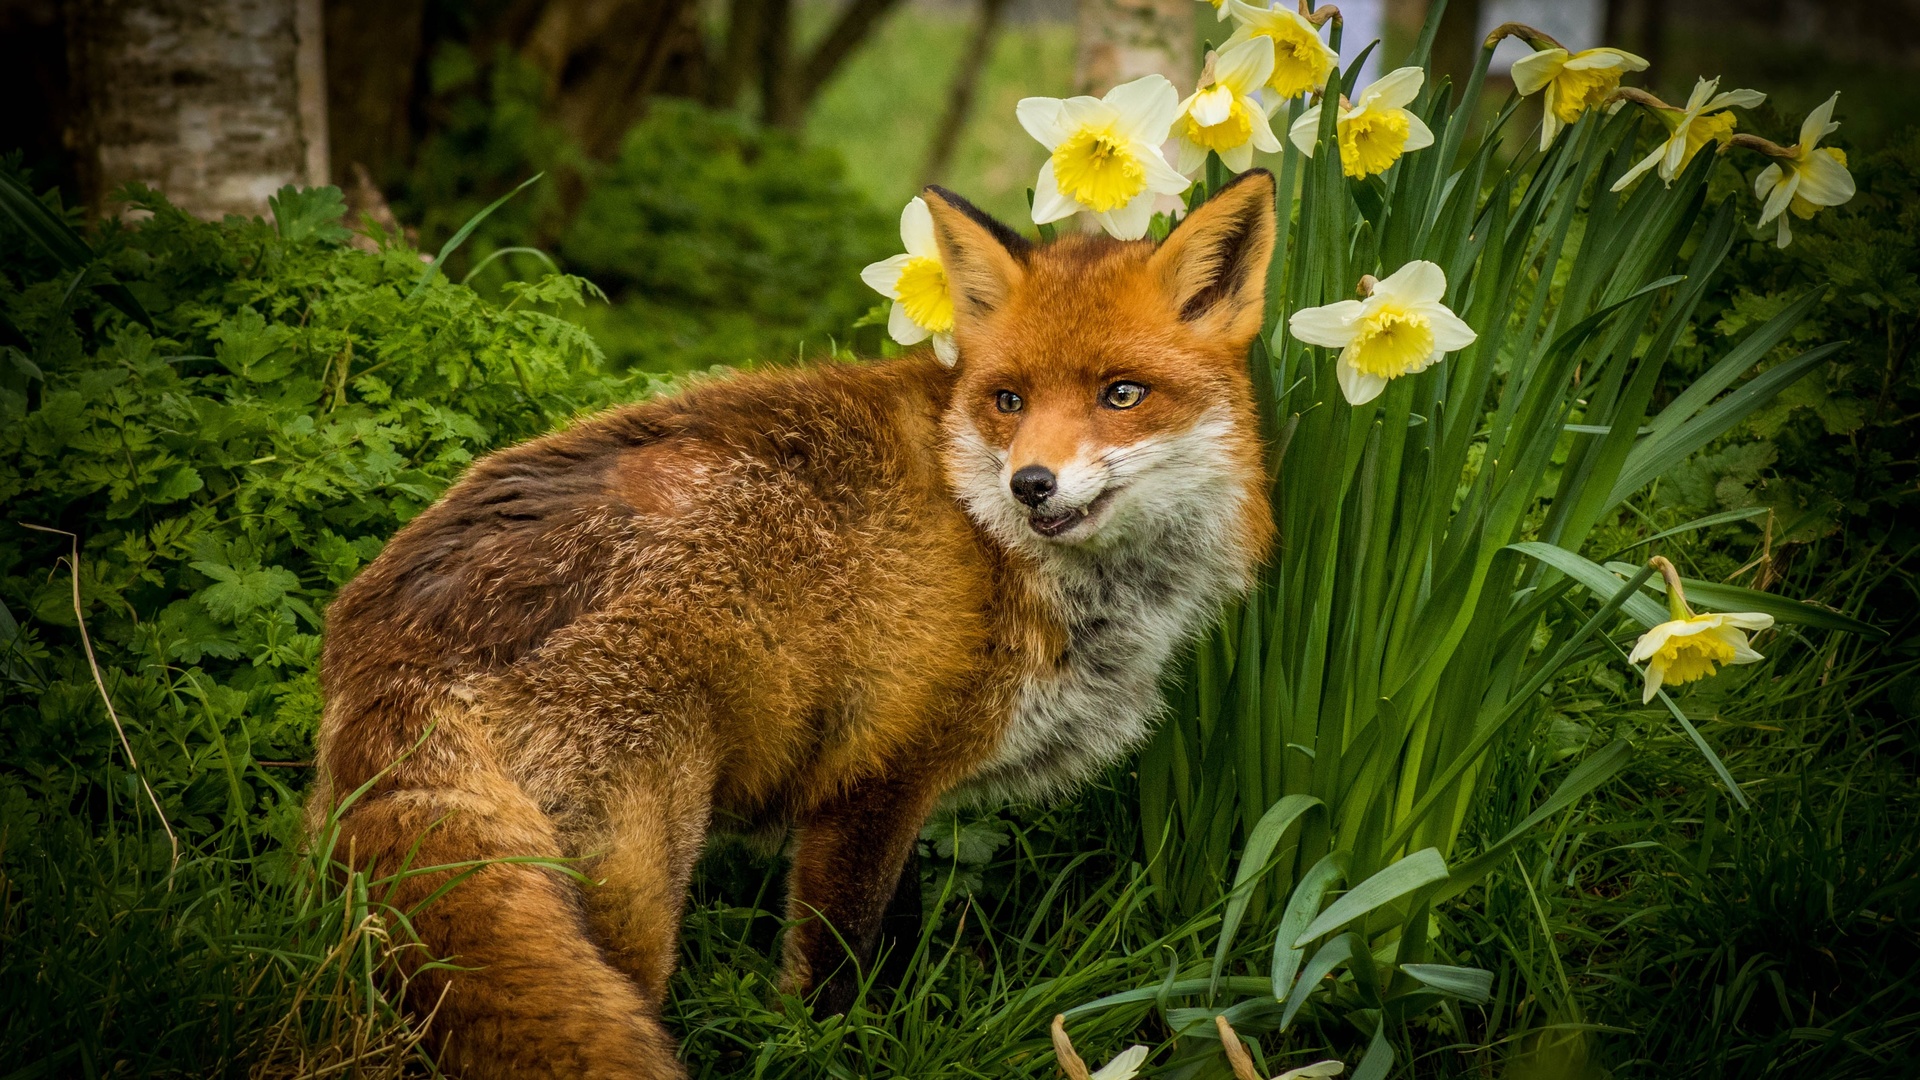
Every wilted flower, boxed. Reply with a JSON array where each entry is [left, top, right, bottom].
[[1628, 556, 1775, 703], [1172, 40, 1283, 175], [1051, 1015, 1150, 1080], [1218, 1015, 1346, 1080], [1017, 75, 1191, 240], [1611, 77, 1765, 191], [1749, 92, 1856, 248], [1510, 43, 1649, 150], [1287, 260, 1476, 405], [1289, 67, 1434, 179], [1223, 0, 1338, 101], [860, 196, 957, 366]]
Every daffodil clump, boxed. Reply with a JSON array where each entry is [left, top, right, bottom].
[[1017, 76, 1192, 240], [860, 196, 957, 365], [1290, 67, 1434, 179], [1287, 260, 1476, 404], [1172, 39, 1283, 175], [1611, 76, 1766, 190], [1749, 92, 1857, 247], [1222, 0, 1338, 101], [1628, 557, 1775, 703], [1508, 35, 1648, 149]]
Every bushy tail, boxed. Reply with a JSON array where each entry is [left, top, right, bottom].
[[324, 755, 684, 1079]]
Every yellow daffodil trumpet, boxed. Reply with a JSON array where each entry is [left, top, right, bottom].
[[1610, 77, 1765, 191], [1223, 0, 1340, 102], [1173, 40, 1284, 175], [1628, 556, 1775, 704], [1732, 92, 1856, 248], [1287, 260, 1477, 405], [1017, 75, 1191, 240], [1492, 22, 1649, 151], [860, 196, 958, 366], [1289, 66, 1435, 179]]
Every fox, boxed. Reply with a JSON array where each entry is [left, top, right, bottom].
[[310, 171, 1278, 1078]]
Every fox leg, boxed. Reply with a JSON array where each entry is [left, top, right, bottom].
[[333, 756, 686, 1080], [575, 751, 717, 1005], [780, 776, 940, 1016]]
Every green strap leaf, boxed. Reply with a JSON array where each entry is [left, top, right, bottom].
[[1601, 561, 1882, 637], [1508, 542, 1668, 628], [1271, 850, 1349, 1001], [1212, 794, 1323, 994], [1281, 932, 1358, 1031], [1399, 963, 1495, 1003], [1440, 740, 1634, 899], [1294, 848, 1448, 948]]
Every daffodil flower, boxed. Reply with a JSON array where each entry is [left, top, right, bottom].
[[1752, 92, 1856, 248], [1287, 260, 1476, 405], [1223, 0, 1338, 101], [1199, 0, 1230, 19], [1628, 556, 1774, 704], [1017, 75, 1190, 240], [860, 196, 957, 366], [1289, 67, 1434, 179], [1610, 77, 1765, 191], [1172, 40, 1283, 175], [1052, 1015, 1149, 1080], [1510, 44, 1648, 150]]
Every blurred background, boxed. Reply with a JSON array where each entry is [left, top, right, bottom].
[[5, 0, 1918, 375]]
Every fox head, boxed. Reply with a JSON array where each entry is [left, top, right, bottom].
[[923, 173, 1277, 565]]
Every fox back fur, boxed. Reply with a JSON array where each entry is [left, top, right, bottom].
[[312, 172, 1278, 1077]]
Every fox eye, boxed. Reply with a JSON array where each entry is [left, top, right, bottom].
[[1102, 382, 1148, 409], [995, 390, 1024, 413]]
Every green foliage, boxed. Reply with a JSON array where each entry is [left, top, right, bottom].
[[561, 101, 895, 372], [0, 173, 639, 1067]]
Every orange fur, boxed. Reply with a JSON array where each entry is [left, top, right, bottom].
[[312, 173, 1278, 1076]]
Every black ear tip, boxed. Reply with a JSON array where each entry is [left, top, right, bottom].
[[1211, 168, 1275, 198]]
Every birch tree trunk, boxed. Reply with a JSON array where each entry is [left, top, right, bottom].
[[65, 0, 327, 219], [1073, 0, 1195, 96]]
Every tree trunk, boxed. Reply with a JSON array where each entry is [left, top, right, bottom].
[[920, 0, 1011, 190], [519, 0, 700, 161], [65, 0, 324, 218], [1072, 0, 1195, 97], [1428, 0, 1483, 93], [323, 0, 426, 187]]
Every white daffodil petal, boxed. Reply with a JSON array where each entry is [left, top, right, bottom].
[[1361, 66, 1425, 110], [1191, 85, 1235, 128], [1754, 162, 1783, 201], [1375, 259, 1446, 304], [888, 300, 932, 345], [1176, 137, 1209, 176], [860, 253, 913, 297], [1402, 110, 1436, 153], [1540, 109, 1562, 152], [1140, 142, 1195, 195], [1249, 106, 1282, 153], [1759, 169, 1799, 226], [1800, 92, 1841, 148], [1684, 77, 1719, 112], [1097, 193, 1157, 240], [1629, 621, 1681, 664], [1107, 74, 1181, 144], [1797, 150, 1856, 206], [1275, 1062, 1347, 1080], [1032, 160, 1079, 223], [1612, 145, 1664, 191], [1223, 140, 1255, 172], [1289, 106, 1325, 156], [1564, 47, 1646, 72], [1016, 96, 1072, 149], [1337, 353, 1389, 405], [1089, 1045, 1150, 1080], [1509, 48, 1567, 96], [1718, 611, 1776, 631], [1288, 299, 1365, 346], [900, 197, 937, 258], [1426, 305, 1478, 351], [932, 331, 958, 367], [1641, 657, 1667, 703], [1060, 95, 1121, 133], [1705, 88, 1766, 112], [1216, 37, 1275, 96], [1776, 212, 1793, 248]]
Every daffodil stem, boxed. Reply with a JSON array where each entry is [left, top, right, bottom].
[[1650, 555, 1692, 621], [1728, 132, 1795, 158], [1483, 21, 1562, 52]]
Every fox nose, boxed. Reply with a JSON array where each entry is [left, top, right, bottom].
[[1009, 465, 1056, 507]]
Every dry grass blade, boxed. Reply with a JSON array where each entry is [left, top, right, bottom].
[[20, 522, 179, 872]]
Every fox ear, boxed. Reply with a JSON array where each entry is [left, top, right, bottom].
[[1149, 170, 1277, 344], [922, 186, 1029, 324]]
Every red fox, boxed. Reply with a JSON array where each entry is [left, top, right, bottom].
[[311, 172, 1277, 1077]]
